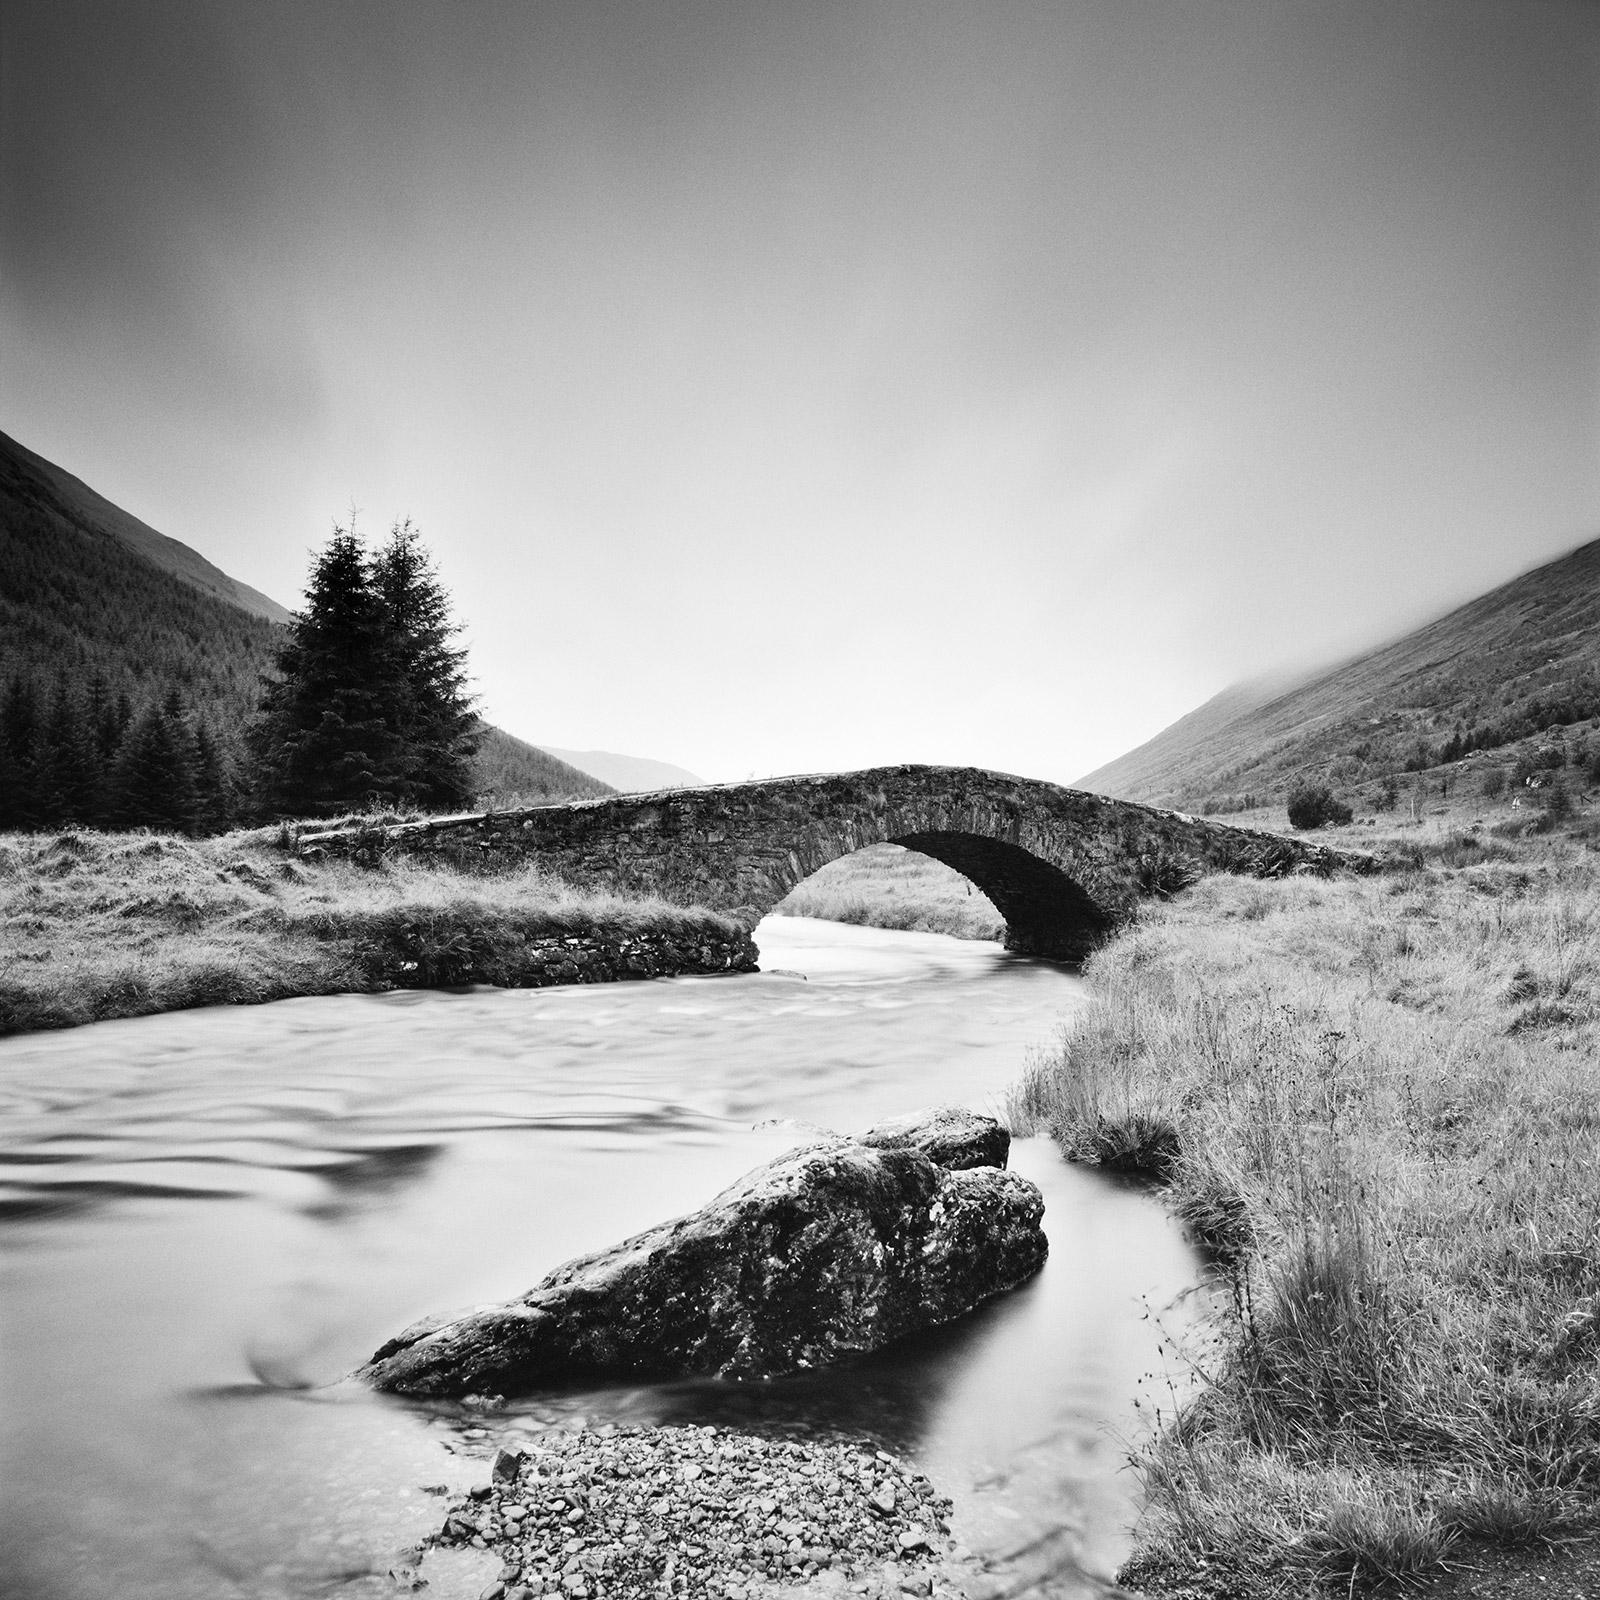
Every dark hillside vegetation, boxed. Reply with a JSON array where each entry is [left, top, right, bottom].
[[0, 453, 282, 725], [475, 727, 613, 805], [1080, 536, 1600, 816], [0, 429, 288, 624]]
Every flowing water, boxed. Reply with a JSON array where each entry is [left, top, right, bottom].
[[0, 917, 1204, 1600]]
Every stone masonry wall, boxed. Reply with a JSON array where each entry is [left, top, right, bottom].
[[359, 921, 758, 991]]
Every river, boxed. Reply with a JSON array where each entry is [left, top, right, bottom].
[[0, 917, 1204, 1600]]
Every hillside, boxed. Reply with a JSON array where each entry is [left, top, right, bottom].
[[1, 430, 289, 626], [0, 431, 611, 808], [0, 431, 285, 721], [474, 730, 614, 805], [1080, 536, 1600, 811]]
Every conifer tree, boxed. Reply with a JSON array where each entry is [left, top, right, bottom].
[[39, 678, 101, 825], [102, 689, 134, 762], [0, 675, 43, 830], [371, 519, 480, 809], [110, 700, 198, 832], [246, 525, 401, 817], [190, 719, 237, 834]]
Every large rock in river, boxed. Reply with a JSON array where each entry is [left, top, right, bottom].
[[359, 1106, 1046, 1396]]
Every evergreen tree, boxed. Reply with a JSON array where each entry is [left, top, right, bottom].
[[105, 689, 134, 759], [86, 671, 114, 758], [38, 678, 101, 825], [0, 675, 43, 830], [247, 525, 401, 817], [190, 719, 238, 834], [371, 519, 481, 809], [110, 700, 198, 832], [247, 520, 480, 818]]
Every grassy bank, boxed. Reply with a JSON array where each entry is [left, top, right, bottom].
[[1010, 825, 1600, 1595], [0, 827, 752, 1037], [774, 842, 1004, 941]]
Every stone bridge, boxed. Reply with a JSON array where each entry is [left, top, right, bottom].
[[301, 765, 1372, 962]]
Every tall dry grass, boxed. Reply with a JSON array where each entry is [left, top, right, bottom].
[[1010, 841, 1600, 1595], [0, 826, 746, 1036]]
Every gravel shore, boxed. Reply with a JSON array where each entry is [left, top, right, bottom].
[[412, 1422, 981, 1600]]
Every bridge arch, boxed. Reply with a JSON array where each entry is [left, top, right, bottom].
[[765, 829, 1112, 961], [303, 765, 1365, 965]]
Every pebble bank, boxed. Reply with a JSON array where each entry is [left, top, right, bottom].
[[410, 1423, 984, 1600]]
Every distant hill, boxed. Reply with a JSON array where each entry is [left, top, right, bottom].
[[0, 430, 611, 806], [1080, 536, 1600, 811], [475, 731, 614, 805], [542, 748, 703, 792]]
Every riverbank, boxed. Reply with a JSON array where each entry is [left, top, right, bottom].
[[1009, 821, 1600, 1596], [773, 844, 1004, 942], [0, 826, 1012, 1040], [0, 826, 754, 1037]]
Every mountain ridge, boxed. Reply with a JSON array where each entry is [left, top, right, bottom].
[[1, 430, 291, 626]]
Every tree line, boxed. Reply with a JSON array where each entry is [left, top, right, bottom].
[[0, 674, 240, 834], [0, 519, 480, 835]]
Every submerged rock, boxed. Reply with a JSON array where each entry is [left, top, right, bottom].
[[359, 1107, 1045, 1396]]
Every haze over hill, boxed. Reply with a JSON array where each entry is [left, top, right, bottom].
[[1079, 535, 1600, 811], [541, 749, 703, 793], [0, 431, 610, 806]]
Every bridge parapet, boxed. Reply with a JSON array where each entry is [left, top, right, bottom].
[[298, 765, 1374, 962]]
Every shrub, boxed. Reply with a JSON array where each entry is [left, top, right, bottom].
[[1528, 779, 1575, 834], [1514, 745, 1567, 784], [1286, 785, 1353, 830], [1481, 766, 1507, 799]]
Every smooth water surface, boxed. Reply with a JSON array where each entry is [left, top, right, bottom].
[[0, 918, 1203, 1599]]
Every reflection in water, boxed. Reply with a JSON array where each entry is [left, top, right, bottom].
[[0, 918, 1203, 1600]]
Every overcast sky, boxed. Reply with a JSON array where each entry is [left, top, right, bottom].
[[3, 0, 1596, 784]]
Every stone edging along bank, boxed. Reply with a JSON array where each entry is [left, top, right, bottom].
[[354, 921, 759, 992]]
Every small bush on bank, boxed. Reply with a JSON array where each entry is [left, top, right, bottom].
[[1285, 784, 1354, 830]]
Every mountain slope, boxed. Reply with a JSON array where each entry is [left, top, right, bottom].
[[541, 748, 703, 792], [1, 430, 289, 625], [1, 434, 284, 721], [0, 431, 612, 805], [1080, 537, 1600, 809]]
